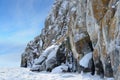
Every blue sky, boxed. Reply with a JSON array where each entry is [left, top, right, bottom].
[[0, 0, 54, 67]]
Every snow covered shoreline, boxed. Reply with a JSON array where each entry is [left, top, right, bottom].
[[0, 67, 106, 80]]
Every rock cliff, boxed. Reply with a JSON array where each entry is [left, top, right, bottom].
[[21, 0, 120, 79]]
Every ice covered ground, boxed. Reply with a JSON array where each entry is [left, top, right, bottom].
[[0, 67, 114, 80]]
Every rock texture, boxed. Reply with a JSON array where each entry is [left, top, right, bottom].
[[21, 0, 120, 79]]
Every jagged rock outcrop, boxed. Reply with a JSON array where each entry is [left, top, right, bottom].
[[21, 0, 120, 79], [87, 0, 120, 79]]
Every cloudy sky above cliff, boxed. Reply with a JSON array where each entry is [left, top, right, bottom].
[[0, 0, 54, 67]]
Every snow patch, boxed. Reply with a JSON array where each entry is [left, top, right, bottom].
[[79, 52, 92, 68], [46, 45, 59, 62], [104, 77, 114, 80], [71, 7, 76, 12], [34, 45, 58, 65], [39, 40, 43, 47], [74, 33, 86, 42], [108, 40, 115, 54], [62, 1, 68, 9], [112, 5, 115, 8], [51, 64, 68, 73], [0, 67, 105, 80], [32, 48, 39, 56]]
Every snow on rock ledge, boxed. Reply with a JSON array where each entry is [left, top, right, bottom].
[[51, 64, 68, 73], [34, 45, 59, 65], [31, 45, 59, 71], [79, 52, 92, 68]]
